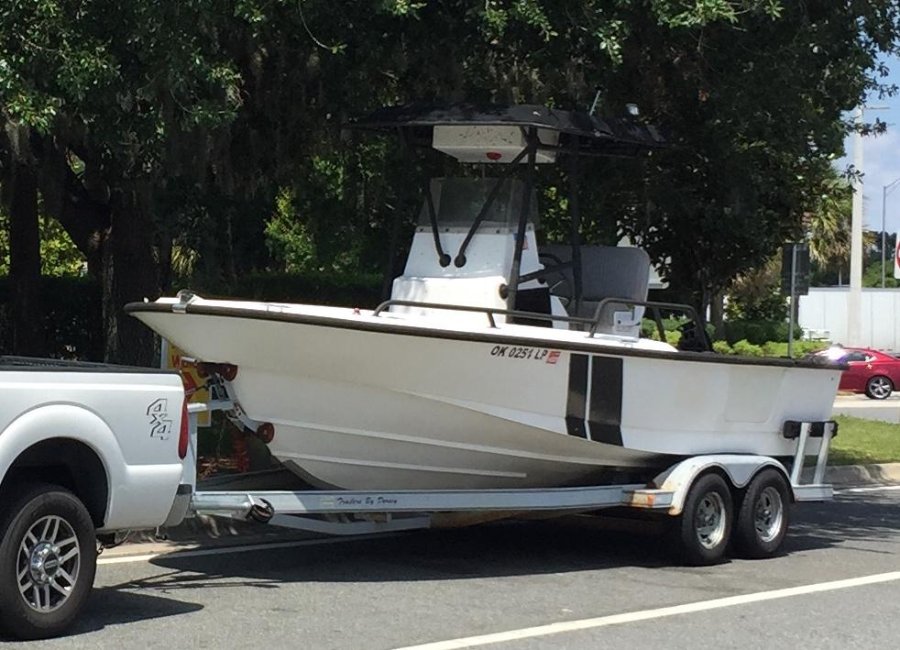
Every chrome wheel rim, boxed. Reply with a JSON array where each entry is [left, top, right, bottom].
[[869, 377, 892, 399], [754, 486, 784, 543], [694, 491, 727, 550], [17, 515, 81, 613]]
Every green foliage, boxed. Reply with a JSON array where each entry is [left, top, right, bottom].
[[713, 338, 827, 357], [712, 340, 732, 354], [830, 415, 900, 466], [0, 276, 102, 358], [227, 271, 381, 307], [0, 271, 380, 359], [0, 211, 85, 276], [725, 257, 787, 322], [265, 187, 317, 272], [722, 319, 792, 345], [731, 339, 764, 357], [863, 257, 900, 288], [760, 340, 786, 357], [2, 0, 900, 360], [665, 330, 681, 346]]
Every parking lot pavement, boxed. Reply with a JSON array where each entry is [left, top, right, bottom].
[[2, 487, 899, 649]]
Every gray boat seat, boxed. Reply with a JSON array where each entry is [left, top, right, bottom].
[[539, 245, 650, 336]]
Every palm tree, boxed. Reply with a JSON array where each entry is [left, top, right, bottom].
[[805, 176, 852, 280]]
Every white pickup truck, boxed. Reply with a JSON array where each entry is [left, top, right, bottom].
[[0, 356, 189, 640]]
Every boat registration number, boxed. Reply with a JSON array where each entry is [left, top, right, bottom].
[[490, 345, 561, 364]]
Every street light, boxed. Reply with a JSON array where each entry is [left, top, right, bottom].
[[882, 176, 900, 287]]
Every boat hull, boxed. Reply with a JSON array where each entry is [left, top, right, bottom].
[[130, 301, 841, 490]]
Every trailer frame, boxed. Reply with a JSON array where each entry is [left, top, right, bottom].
[[168, 383, 836, 565]]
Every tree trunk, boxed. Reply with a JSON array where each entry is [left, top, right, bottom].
[[104, 186, 159, 365], [2, 162, 44, 356], [34, 138, 111, 277], [709, 290, 726, 340]]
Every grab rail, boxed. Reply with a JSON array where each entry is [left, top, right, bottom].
[[373, 298, 709, 350], [372, 300, 596, 330]]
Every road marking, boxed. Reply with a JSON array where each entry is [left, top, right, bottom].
[[838, 485, 900, 494], [394, 571, 900, 650], [98, 534, 395, 566]]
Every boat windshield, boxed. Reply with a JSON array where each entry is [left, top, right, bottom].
[[418, 177, 538, 230]]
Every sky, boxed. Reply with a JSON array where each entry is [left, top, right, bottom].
[[841, 53, 900, 234]]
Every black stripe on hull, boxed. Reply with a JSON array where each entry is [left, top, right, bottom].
[[588, 356, 624, 446], [565, 354, 624, 445], [565, 353, 589, 438]]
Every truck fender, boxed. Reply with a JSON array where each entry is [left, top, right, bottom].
[[0, 404, 122, 520], [652, 454, 790, 516]]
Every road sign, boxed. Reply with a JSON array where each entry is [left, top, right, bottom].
[[780, 243, 810, 296]]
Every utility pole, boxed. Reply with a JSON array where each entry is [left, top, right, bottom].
[[848, 107, 863, 346]]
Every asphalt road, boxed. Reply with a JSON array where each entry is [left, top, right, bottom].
[[3, 487, 899, 649]]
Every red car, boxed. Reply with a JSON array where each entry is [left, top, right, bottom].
[[816, 346, 900, 400]]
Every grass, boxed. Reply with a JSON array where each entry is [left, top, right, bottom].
[[829, 415, 900, 465]]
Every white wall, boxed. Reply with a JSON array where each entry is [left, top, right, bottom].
[[798, 288, 900, 350]]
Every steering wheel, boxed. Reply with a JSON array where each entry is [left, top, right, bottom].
[[537, 252, 574, 307]]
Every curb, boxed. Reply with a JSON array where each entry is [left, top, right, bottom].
[[821, 462, 900, 487]]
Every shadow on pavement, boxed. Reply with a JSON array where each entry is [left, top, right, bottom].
[[0, 590, 203, 642], [103, 490, 897, 596], [786, 491, 900, 553], [138, 518, 674, 590]]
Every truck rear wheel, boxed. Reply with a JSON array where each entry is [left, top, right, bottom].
[[674, 473, 733, 566], [0, 483, 97, 640], [733, 469, 791, 559]]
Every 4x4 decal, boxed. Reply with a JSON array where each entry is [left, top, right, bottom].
[[146, 399, 173, 440]]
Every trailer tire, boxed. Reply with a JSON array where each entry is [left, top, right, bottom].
[[675, 473, 733, 566], [0, 483, 97, 640], [733, 469, 791, 559]]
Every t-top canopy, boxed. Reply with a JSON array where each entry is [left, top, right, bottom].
[[351, 103, 666, 160]]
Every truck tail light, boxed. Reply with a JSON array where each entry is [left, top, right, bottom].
[[178, 399, 190, 459]]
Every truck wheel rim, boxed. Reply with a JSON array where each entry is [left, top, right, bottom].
[[754, 486, 784, 543], [694, 492, 726, 550], [17, 515, 81, 613]]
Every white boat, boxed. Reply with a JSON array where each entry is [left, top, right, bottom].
[[127, 104, 841, 490]]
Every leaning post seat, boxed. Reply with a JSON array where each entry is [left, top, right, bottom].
[[539, 245, 651, 337]]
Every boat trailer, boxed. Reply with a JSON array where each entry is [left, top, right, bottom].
[[169, 380, 837, 565]]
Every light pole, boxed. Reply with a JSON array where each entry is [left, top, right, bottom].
[[848, 107, 863, 346], [882, 176, 900, 287], [848, 104, 886, 346]]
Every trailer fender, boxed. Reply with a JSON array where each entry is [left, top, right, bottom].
[[652, 455, 788, 516]]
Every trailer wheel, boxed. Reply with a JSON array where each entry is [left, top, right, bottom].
[[733, 469, 791, 559], [675, 473, 733, 566], [0, 483, 97, 640]]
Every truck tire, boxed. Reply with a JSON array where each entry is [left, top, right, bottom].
[[674, 473, 733, 566], [733, 469, 791, 559], [0, 483, 97, 640]]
